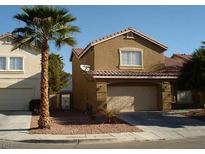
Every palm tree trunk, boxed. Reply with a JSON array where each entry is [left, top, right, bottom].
[[38, 41, 51, 129]]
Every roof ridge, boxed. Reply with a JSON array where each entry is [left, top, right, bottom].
[[71, 27, 168, 60], [90, 27, 131, 45]]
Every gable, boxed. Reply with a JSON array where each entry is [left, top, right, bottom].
[[93, 33, 165, 71], [78, 27, 168, 59]]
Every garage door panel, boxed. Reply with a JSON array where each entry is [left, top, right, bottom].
[[107, 96, 135, 112], [107, 85, 158, 112], [0, 88, 34, 111]]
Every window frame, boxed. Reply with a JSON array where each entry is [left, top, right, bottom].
[[9, 56, 24, 71], [0, 55, 24, 72], [119, 47, 144, 68], [0, 56, 7, 71]]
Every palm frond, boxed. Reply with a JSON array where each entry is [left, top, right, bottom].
[[55, 37, 76, 48], [51, 25, 80, 36], [11, 36, 34, 51], [12, 6, 79, 52]]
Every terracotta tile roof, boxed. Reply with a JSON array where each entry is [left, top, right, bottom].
[[70, 27, 168, 61], [72, 48, 84, 56], [86, 27, 167, 49], [0, 32, 13, 39], [172, 54, 192, 61], [160, 57, 184, 73], [165, 57, 183, 67], [89, 70, 178, 79], [70, 48, 84, 61]]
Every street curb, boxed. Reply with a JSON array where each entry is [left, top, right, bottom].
[[0, 136, 148, 145], [18, 138, 137, 144], [19, 139, 78, 144]]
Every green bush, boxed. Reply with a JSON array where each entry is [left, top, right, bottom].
[[29, 99, 40, 114]]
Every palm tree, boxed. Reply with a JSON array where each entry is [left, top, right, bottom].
[[12, 6, 79, 129]]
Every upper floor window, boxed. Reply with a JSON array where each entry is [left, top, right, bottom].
[[0, 57, 6, 70], [120, 48, 143, 67], [10, 57, 23, 70]]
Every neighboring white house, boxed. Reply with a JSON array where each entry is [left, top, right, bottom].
[[0, 33, 41, 110]]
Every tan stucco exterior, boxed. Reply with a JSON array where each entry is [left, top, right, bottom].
[[72, 31, 173, 113], [0, 38, 41, 110], [94, 34, 165, 72], [72, 53, 97, 111]]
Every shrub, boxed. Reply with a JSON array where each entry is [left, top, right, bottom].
[[99, 108, 119, 123], [29, 99, 40, 115]]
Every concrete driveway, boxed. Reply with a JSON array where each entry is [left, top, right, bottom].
[[118, 112, 205, 140], [0, 111, 32, 138]]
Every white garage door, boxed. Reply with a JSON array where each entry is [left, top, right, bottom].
[[0, 88, 34, 111], [107, 86, 158, 112]]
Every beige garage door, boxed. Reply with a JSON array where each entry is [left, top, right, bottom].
[[107, 86, 158, 112], [0, 88, 34, 111]]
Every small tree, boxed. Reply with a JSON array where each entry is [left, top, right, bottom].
[[48, 53, 70, 94], [177, 45, 205, 103]]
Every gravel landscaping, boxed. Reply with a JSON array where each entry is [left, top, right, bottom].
[[29, 110, 142, 135]]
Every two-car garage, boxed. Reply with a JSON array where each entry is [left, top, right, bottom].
[[0, 88, 34, 111], [107, 85, 159, 112]]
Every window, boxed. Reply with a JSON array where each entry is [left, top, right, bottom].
[[10, 57, 23, 70], [120, 50, 142, 66], [0, 57, 6, 70]]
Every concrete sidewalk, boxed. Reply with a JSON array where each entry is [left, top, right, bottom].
[[0, 131, 168, 144], [1, 110, 205, 144], [2, 128, 205, 145]]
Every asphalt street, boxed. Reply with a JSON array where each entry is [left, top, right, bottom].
[[0, 136, 205, 149]]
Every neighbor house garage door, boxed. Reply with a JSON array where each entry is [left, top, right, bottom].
[[107, 86, 158, 112], [0, 88, 34, 111]]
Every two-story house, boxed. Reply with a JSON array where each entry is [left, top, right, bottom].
[[70, 27, 178, 113], [0, 33, 41, 110]]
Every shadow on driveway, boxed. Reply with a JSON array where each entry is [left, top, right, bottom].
[[119, 112, 205, 128], [0, 111, 31, 116]]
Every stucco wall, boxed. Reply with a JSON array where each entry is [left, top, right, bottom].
[[71, 32, 171, 112], [94, 34, 166, 71], [0, 40, 41, 99], [72, 51, 97, 112]]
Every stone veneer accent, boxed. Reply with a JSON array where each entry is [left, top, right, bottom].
[[161, 81, 172, 111], [96, 82, 107, 112]]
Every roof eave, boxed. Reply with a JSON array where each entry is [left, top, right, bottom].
[[92, 75, 178, 79], [78, 28, 168, 59]]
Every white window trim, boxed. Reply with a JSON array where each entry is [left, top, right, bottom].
[[119, 47, 144, 68], [0, 55, 24, 72], [0, 56, 7, 71], [9, 56, 24, 71]]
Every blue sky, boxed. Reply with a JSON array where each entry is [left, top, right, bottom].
[[0, 5, 205, 73]]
